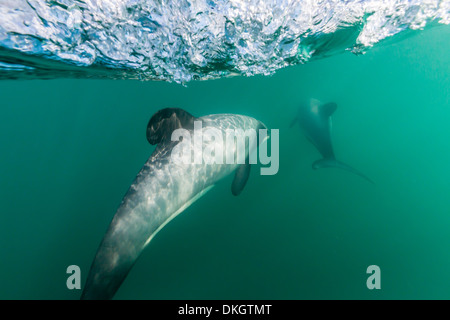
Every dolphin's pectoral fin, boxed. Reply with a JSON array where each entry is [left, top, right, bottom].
[[147, 108, 198, 145], [319, 102, 337, 118], [312, 158, 374, 184], [231, 162, 251, 196]]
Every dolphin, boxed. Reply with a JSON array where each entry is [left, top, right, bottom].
[[291, 98, 373, 183], [81, 108, 267, 300]]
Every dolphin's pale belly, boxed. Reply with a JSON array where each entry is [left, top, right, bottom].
[[82, 157, 235, 299], [109, 156, 236, 255]]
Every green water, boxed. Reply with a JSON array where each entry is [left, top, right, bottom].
[[0, 26, 449, 300]]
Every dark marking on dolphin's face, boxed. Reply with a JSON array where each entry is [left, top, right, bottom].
[[146, 108, 197, 145], [81, 108, 266, 300]]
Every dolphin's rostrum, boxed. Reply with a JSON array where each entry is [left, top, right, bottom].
[[291, 99, 373, 184], [81, 108, 266, 300]]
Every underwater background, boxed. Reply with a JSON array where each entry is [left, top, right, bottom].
[[0, 24, 449, 300]]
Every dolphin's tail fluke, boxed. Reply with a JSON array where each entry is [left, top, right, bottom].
[[312, 158, 374, 184]]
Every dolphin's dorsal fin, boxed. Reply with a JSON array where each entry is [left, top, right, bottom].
[[231, 162, 251, 196], [319, 102, 337, 118], [146, 108, 197, 145]]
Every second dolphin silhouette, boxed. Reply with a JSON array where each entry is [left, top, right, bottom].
[[81, 108, 267, 300], [291, 98, 373, 183]]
